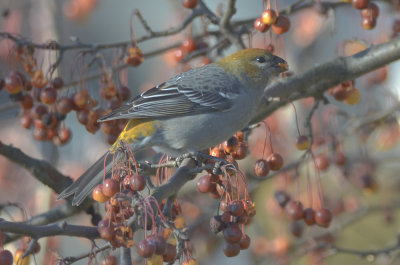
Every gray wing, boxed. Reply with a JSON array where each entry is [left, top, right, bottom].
[[99, 65, 240, 122]]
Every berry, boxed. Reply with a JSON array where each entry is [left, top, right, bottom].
[[261, 9, 277, 25], [223, 136, 239, 153], [50, 77, 64, 89], [148, 235, 167, 255], [20, 94, 33, 110], [102, 179, 119, 197], [254, 159, 270, 177], [0, 250, 13, 265], [223, 223, 242, 243], [254, 18, 270, 32], [231, 142, 248, 160], [272, 15, 291, 34], [118, 86, 131, 101], [76, 109, 89, 125], [223, 242, 240, 257], [129, 174, 146, 191], [239, 234, 251, 250], [352, 0, 369, 9], [182, 38, 197, 53], [361, 16, 376, 30], [314, 154, 330, 171], [315, 208, 333, 228], [59, 127, 72, 143], [303, 208, 316, 226], [361, 3, 379, 18], [274, 190, 291, 208], [137, 238, 156, 258], [173, 47, 185, 62], [196, 174, 216, 193], [40, 86, 57, 104], [228, 200, 245, 217], [334, 152, 346, 166], [267, 153, 284, 171], [162, 243, 177, 262], [101, 255, 117, 265], [182, 0, 197, 9], [210, 146, 226, 158], [285, 201, 304, 221], [126, 46, 144, 66], [4, 72, 23, 94], [20, 114, 32, 129], [97, 220, 115, 241], [92, 184, 109, 203], [210, 215, 226, 234], [56, 97, 73, 114], [74, 90, 90, 108], [331, 85, 348, 101], [295, 135, 310, 150], [290, 222, 304, 237]]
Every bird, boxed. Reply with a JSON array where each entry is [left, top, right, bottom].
[[58, 48, 288, 206]]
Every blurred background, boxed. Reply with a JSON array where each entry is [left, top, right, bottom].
[[0, 0, 400, 264]]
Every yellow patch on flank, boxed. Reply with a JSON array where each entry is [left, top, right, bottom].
[[110, 119, 159, 152]]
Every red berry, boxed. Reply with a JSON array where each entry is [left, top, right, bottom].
[[0, 250, 13, 265], [315, 208, 333, 228], [331, 85, 348, 101], [361, 16, 376, 30], [196, 174, 216, 193], [182, 38, 197, 53], [254, 18, 270, 33], [137, 239, 156, 258], [50, 77, 64, 89], [228, 200, 245, 217], [76, 109, 89, 125], [56, 97, 73, 114], [102, 179, 119, 197], [231, 142, 248, 160], [223, 223, 242, 243], [101, 255, 117, 265], [162, 243, 177, 262], [271, 15, 291, 34], [239, 234, 251, 250], [40, 86, 57, 104], [117, 86, 131, 101], [97, 220, 115, 241], [58, 127, 72, 143], [74, 90, 89, 108], [254, 159, 270, 177], [148, 235, 167, 255], [314, 154, 330, 171], [361, 2, 379, 18], [274, 190, 291, 208], [129, 174, 146, 191], [210, 146, 226, 158], [20, 94, 33, 110], [290, 222, 304, 237], [285, 200, 304, 221], [223, 242, 240, 257], [182, 0, 197, 9], [303, 208, 316, 226], [334, 152, 346, 166], [20, 114, 32, 129], [352, 0, 369, 9], [173, 47, 185, 62], [267, 153, 284, 171]]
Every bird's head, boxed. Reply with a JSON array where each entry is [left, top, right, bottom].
[[216, 48, 288, 88]]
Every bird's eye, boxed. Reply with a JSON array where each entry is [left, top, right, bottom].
[[256, 56, 266, 63]]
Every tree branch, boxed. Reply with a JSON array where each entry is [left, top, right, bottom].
[[251, 36, 400, 124]]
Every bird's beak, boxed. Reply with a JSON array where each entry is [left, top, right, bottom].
[[277, 61, 289, 72]]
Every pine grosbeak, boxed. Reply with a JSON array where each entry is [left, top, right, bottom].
[[58, 48, 288, 205]]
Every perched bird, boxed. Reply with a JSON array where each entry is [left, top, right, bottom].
[[58, 48, 288, 206]]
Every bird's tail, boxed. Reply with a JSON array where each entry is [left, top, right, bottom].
[[57, 152, 114, 206]]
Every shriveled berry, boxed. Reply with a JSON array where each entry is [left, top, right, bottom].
[[295, 135, 310, 150], [254, 159, 270, 177], [74, 90, 89, 108], [148, 235, 167, 255], [50, 77, 64, 89], [231, 142, 248, 160], [118, 86, 131, 101], [210, 215, 226, 234], [210, 146, 226, 158], [20, 94, 33, 110], [274, 190, 291, 208], [56, 97, 73, 114], [101, 255, 117, 265], [174, 216, 186, 229], [345, 88, 361, 105]]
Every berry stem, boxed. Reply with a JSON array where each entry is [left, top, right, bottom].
[[290, 102, 302, 136]]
